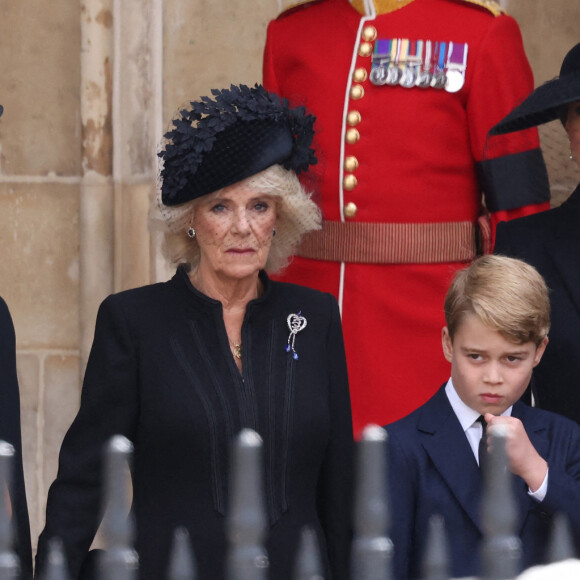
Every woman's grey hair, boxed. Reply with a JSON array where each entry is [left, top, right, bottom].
[[150, 164, 322, 274]]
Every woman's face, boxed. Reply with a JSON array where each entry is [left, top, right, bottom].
[[192, 181, 277, 282], [565, 101, 580, 167]]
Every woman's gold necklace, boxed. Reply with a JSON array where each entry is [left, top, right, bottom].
[[232, 343, 242, 359]]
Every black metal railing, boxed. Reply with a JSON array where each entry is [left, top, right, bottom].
[[0, 423, 575, 579]]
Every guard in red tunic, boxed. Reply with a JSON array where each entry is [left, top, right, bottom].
[[263, 0, 550, 435]]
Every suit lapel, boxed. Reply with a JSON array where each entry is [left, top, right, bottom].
[[418, 388, 484, 532]]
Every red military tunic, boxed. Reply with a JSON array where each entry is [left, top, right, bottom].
[[263, 0, 549, 435]]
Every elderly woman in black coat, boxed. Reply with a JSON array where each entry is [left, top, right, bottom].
[[491, 44, 580, 424], [35, 85, 353, 580]]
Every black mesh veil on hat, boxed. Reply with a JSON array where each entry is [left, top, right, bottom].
[[490, 43, 580, 136], [159, 84, 317, 206]]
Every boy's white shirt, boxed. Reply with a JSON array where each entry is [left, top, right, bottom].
[[444, 379, 548, 501]]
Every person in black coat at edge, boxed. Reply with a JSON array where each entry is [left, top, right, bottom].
[[0, 103, 33, 579], [35, 85, 354, 580], [491, 43, 580, 424], [0, 296, 33, 579]]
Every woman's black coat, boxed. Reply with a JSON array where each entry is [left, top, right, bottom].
[[494, 185, 580, 423], [35, 268, 353, 580]]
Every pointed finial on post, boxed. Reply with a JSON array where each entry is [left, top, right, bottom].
[[168, 527, 197, 580], [421, 514, 450, 580], [0, 441, 18, 580], [99, 435, 138, 580], [548, 513, 576, 563], [44, 538, 70, 580], [480, 423, 522, 580], [351, 424, 393, 580], [226, 429, 269, 580], [292, 526, 324, 580]]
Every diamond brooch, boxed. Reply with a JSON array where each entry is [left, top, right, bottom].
[[285, 311, 307, 360]]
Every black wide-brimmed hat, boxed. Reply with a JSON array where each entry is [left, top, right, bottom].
[[490, 43, 580, 136], [159, 84, 317, 206]]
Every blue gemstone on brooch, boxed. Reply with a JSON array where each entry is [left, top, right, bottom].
[[292, 352, 299, 360], [285, 345, 291, 353]]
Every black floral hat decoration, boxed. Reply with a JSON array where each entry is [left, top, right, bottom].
[[490, 43, 580, 135], [159, 84, 317, 206]]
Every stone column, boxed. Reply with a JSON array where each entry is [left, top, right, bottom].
[[112, 0, 163, 292], [80, 0, 115, 369]]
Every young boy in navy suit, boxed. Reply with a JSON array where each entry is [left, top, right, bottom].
[[386, 255, 580, 579]]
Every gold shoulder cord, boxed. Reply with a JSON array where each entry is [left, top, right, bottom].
[[278, 0, 319, 16], [454, 0, 505, 17], [350, 0, 505, 17], [352, 0, 417, 15]]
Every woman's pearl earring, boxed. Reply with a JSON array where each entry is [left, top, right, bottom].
[[187, 227, 196, 239]]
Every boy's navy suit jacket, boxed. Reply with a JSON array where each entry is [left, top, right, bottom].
[[386, 385, 580, 580]]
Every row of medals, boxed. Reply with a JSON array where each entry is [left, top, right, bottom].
[[370, 62, 464, 92]]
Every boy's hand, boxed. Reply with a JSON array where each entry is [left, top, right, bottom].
[[484, 413, 548, 493]]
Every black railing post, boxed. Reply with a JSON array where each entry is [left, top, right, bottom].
[[168, 527, 197, 580], [292, 526, 324, 580], [44, 539, 70, 580], [548, 513, 576, 563], [351, 424, 393, 580], [480, 424, 521, 580], [99, 435, 138, 580], [226, 429, 269, 580], [0, 442, 18, 580], [421, 514, 450, 580]]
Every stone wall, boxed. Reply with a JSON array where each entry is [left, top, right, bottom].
[[0, 0, 578, 561], [0, 0, 83, 551]]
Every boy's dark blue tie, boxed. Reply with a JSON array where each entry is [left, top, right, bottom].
[[477, 415, 487, 469]]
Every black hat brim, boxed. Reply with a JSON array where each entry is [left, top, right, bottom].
[[490, 75, 580, 136]]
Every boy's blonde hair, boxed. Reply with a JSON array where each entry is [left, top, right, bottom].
[[444, 255, 550, 346]]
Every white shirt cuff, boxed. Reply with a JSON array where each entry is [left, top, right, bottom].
[[528, 468, 549, 502]]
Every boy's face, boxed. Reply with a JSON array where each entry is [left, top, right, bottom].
[[442, 312, 548, 416]]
